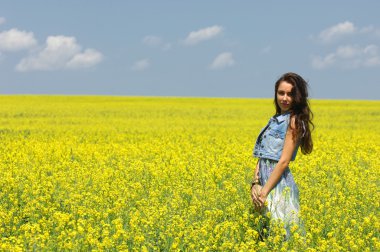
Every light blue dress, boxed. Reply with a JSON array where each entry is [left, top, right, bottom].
[[258, 158, 300, 238]]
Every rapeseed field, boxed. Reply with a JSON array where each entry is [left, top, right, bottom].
[[0, 95, 379, 251]]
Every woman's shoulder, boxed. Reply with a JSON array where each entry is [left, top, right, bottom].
[[288, 114, 304, 141], [289, 114, 296, 127]]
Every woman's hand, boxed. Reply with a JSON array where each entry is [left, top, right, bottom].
[[251, 184, 268, 210], [251, 184, 263, 210], [257, 190, 267, 208]]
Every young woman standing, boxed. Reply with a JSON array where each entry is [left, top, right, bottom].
[[251, 72, 314, 238]]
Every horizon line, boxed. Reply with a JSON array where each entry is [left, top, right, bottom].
[[1, 93, 379, 102]]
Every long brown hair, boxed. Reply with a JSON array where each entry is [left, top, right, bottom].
[[274, 72, 314, 154]]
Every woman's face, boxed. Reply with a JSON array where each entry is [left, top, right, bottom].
[[276, 81, 293, 114]]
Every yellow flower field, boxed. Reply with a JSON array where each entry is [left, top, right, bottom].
[[0, 95, 379, 251]]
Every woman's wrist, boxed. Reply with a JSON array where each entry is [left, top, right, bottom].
[[260, 186, 269, 197], [250, 178, 261, 189]]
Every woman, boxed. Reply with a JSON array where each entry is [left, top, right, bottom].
[[251, 72, 314, 238]]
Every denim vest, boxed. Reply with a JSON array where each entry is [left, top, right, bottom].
[[253, 112, 299, 161]]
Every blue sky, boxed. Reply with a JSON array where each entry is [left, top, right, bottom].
[[1, 1, 380, 100]]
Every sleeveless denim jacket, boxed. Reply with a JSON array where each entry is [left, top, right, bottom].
[[253, 112, 299, 161]]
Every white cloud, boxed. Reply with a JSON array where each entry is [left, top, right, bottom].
[[16, 35, 102, 72], [131, 58, 150, 71], [0, 28, 37, 51], [183, 25, 223, 46], [66, 49, 103, 69], [335, 45, 361, 58], [312, 21, 380, 69], [143, 35, 163, 47], [311, 44, 380, 69], [0, 17, 6, 25], [315, 21, 380, 43], [311, 54, 336, 69], [210, 52, 235, 70], [317, 21, 356, 43]]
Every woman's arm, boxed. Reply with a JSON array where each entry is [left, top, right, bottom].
[[251, 159, 262, 209], [258, 117, 298, 207], [254, 159, 259, 180]]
